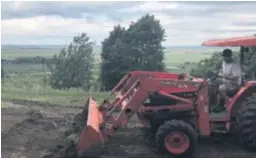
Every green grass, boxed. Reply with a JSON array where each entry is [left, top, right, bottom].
[[163, 52, 212, 73], [1, 48, 214, 106], [164, 52, 211, 67], [2, 88, 108, 106], [3, 63, 46, 73], [1, 49, 59, 59], [1, 73, 108, 106]]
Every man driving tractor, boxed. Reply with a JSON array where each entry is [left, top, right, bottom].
[[215, 48, 242, 111]]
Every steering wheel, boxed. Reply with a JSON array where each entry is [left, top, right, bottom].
[[207, 70, 220, 81], [207, 70, 236, 83]]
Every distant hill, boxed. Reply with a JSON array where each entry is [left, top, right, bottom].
[[2, 44, 224, 53], [1, 44, 63, 50]]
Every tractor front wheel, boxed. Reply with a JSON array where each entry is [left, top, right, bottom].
[[237, 94, 256, 150], [155, 120, 197, 158]]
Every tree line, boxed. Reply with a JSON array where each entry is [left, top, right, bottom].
[[14, 13, 254, 91], [47, 14, 166, 91], [190, 47, 256, 79]]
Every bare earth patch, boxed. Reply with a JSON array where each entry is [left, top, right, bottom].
[[1, 102, 256, 158]]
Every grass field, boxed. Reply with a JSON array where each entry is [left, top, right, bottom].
[[1, 47, 214, 106], [1, 49, 59, 59], [2, 48, 212, 72]]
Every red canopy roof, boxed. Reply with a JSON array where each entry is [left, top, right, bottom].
[[202, 36, 256, 47]]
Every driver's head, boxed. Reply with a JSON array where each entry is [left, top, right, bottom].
[[222, 48, 233, 63]]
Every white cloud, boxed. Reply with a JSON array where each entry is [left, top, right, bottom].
[[120, 1, 178, 12], [1, 1, 256, 46], [1, 15, 117, 44], [63, 1, 118, 7]]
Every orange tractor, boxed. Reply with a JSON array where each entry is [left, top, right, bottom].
[[76, 36, 256, 157]]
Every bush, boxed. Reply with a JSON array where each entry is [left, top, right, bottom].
[[47, 33, 94, 90]]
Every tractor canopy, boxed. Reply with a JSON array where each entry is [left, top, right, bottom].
[[202, 35, 256, 47]]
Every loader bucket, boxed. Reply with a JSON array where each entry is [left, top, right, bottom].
[[76, 96, 105, 156]]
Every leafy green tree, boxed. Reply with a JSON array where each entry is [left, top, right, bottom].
[[124, 14, 166, 71], [100, 25, 127, 90], [190, 48, 256, 80], [47, 33, 94, 90], [190, 34, 256, 79], [190, 52, 222, 77], [243, 46, 256, 79], [100, 14, 166, 91]]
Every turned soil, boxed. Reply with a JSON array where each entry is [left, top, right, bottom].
[[1, 101, 255, 158]]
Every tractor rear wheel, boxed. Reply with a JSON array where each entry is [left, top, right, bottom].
[[155, 120, 197, 158], [237, 94, 256, 150]]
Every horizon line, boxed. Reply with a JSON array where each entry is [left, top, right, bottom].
[[1, 44, 203, 47]]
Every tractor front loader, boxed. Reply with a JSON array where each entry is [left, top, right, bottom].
[[76, 71, 207, 157], [76, 35, 256, 158]]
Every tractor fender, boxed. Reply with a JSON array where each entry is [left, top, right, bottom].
[[227, 81, 256, 119]]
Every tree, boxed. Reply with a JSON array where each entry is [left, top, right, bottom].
[[100, 14, 166, 91], [190, 52, 223, 77], [47, 33, 94, 90], [190, 48, 256, 80], [191, 34, 256, 78], [100, 25, 127, 90], [243, 46, 256, 79], [124, 14, 166, 71]]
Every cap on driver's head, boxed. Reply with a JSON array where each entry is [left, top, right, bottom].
[[222, 49, 232, 57]]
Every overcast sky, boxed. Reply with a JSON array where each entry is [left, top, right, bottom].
[[1, 1, 256, 46]]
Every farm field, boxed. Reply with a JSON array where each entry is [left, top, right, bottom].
[[2, 0, 256, 157], [2, 46, 253, 158], [1, 49, 60, 59], [1, 47, 215, 104], [2, 47, 213, 73]]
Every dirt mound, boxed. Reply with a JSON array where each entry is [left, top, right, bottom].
[[42, 104, 89, 158], [40, 103, 160, 158], [2, 102, 256, 158], [1, 104, 78, 158]]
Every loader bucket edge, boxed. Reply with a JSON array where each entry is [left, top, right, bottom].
[[76, 96, 105, 155]]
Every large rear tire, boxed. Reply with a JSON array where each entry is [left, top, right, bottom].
[[237, 94, 256, 150], [155, 120, 197, 158]]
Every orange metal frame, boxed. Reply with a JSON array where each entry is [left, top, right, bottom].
[[77, 36, 256, 156], [77, 71, 212, 154]]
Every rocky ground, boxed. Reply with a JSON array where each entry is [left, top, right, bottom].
[[1, 101, 256, 158]]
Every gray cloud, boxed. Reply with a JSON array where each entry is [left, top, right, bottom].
[[157, 1, 256, 17], [232, 21, 256, 27], [2, 1, 256, 45], [1, 1, 141, 19], [201, 28, 256, 33], [3, 1, 255, 20]]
